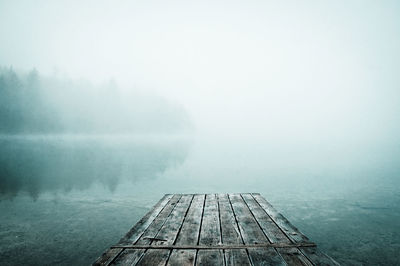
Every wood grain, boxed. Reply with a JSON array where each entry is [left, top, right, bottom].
[[93, 193, 339, 266]]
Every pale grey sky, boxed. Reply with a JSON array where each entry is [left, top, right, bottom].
[[1, 0, 399, 140]]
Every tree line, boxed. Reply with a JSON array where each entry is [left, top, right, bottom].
[[0, 67, 191, 134]]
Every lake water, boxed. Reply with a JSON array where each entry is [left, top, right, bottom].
[[0, 135, 399, 265]]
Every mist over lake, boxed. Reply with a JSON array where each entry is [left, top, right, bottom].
[[0, 135, 191, 199], [1, 1, 400, 265], [1, 133, 399, 265]]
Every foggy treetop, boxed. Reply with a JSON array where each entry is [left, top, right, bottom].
[[0, 67, 192, 134]]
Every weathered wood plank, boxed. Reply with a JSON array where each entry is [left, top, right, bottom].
[[95, 193, 339, 266], [135, 249, 170, 266], [93, 248, 123, 266], [155, 195, 194, 245], [111, 195, 182, 265], [300, 247, 340, 266], [121, 194, 175, 244], [218, 194, 251, 266], [136, 195, 194, 265], [218, 194, 243, 245], [251, 194, 339, 265], [104, 243, 317, 249], [199, 194, 221, 245], [168, 195, 204, 266], [276, 248, 313, 266], [229, 194, 286, 266], [224, 249, 251, 266], [93, 194, 173, 266], [251, 193, 309, 243], [167, 249, 196, 266], [241, 193, 290, 244], [174, 194, 205, 245], [229, 194, 268, 244], [196, 250, 224, 265], [197, 194, 224, 265], [242, 194, 312, 265], [247, 248, 288, 266], [111, 249, 144, 266], [136, 194, 182, 245]]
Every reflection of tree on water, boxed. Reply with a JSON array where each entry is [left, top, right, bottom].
[[0, 68, 193, 200], [0, 137, 190, 200]]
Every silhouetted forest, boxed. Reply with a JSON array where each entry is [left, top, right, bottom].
[[0, 67, 191, 134]]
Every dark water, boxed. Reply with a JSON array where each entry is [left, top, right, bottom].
[[0, 136, 399, 265]]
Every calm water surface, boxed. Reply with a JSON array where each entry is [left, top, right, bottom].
[[0, 135, 399, 265]]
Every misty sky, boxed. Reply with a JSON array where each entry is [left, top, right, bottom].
[[1, 0, 400, 141]]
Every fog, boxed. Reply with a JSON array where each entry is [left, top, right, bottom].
[[0, 68, 191, 134], [1, 0, 400, 141], [1, 1, 400, 265]]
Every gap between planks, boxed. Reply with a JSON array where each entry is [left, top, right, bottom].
[[94, 193, 339, 266]]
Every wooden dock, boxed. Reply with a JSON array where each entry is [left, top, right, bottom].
[[94, 193, 339, 265]]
